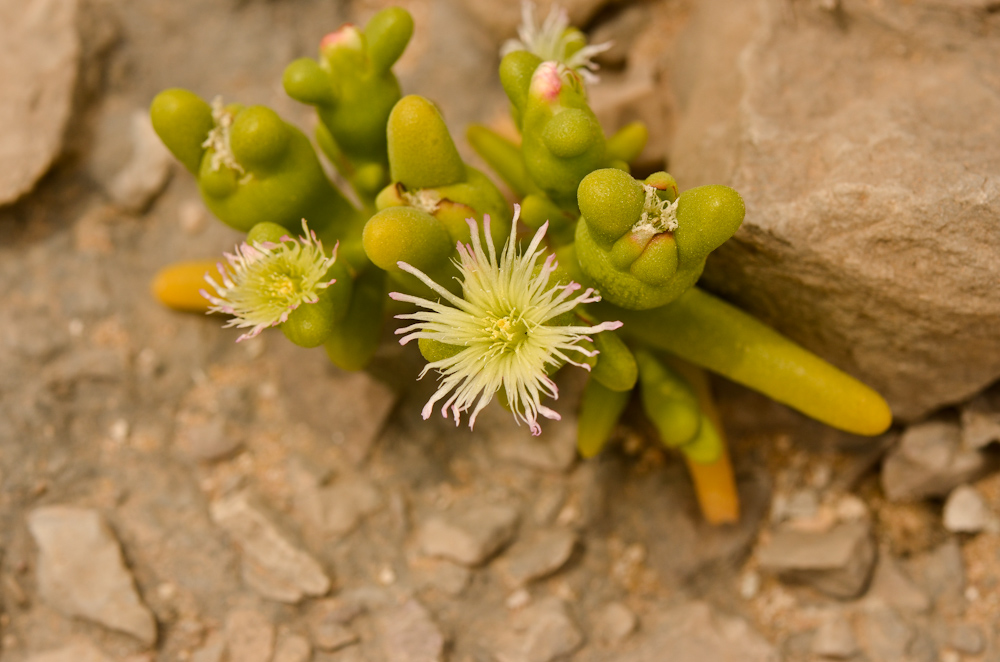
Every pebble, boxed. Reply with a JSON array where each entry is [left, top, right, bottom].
[[418, 501, 520, 566], [415, 559, 471, 596], [943, 485, 989, 533], [739, 570, 762, 600], [960, 393, 1000, 450], [905, 539, 966, 614], [25, 643, 112, 662], [210, 491, 331, 603], [321, 475, 383, 536], [190, 632, 225, 662], [756, 521, 877, 598], [947, 623, 985, 655], [224, 610, 275, 662], [811, 612, 858, 659], [272, 634, 312, 662], [881, 421, 993, 501], [488, 415, 579, 473], [107, 111, 174, 212], [27, 506, 157, 645], [307, 599, 361, 652], [0, 0, 80, 205], [179, 199, 209, 235], [834, 494, 869, 522], [495, 597, 583, 662], [867, 554, 931, 614], [607, 601, 776, 662], [855, 603, 913, 662], [374, 599, 445, 662], [592, 602, 637, 645], [499, 528, 577, 587]]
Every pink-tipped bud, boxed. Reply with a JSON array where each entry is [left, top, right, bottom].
[[529, 61, 564, 102], [320, 24, 363, 57]]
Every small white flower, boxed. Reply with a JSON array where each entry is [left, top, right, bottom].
[[202, 220, 338, 342], [390, 205, 622, 435], [630, 183, 679, 242], [501, 1, 612, 84], [202, 96, 244, 174]]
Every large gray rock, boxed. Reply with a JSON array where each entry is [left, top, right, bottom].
[[0, 0, 80, 206], [27, 506, 157, 645], [670, 0, 1000, 420]]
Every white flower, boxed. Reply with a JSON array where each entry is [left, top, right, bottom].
[[390, 205, 622, 435], [500, 1, 612, 84], [202, 96, 244, 174], [202, 220, 338, 342]]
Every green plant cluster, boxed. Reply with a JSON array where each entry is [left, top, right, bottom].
[[150, 6, 891, 463]]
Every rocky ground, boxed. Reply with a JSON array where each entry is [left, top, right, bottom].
[[1, 0, 999, 661]]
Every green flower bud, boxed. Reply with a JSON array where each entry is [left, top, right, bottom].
[[150, 89, 215, 174], [387, 95, 465, 189], [576, 169, 744, 309]]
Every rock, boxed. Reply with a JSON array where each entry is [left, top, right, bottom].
[[587, 601, 776, 662], [943, 485, 990, 533], [855, 603, 913, 662], [210, 492, 331, 603], [107, 111, 173, 212], [413, 558, 472, 596], [961, 390, 1000, 449], [418, 501, 519, 566], [190, 633, 226, 662], [174, 384, 249, 462], [905, 539, 965, 614], [592, 602, 637, 646], [374, 599, 444, 662], [272, 635, 312, 662], [26, 643, 112, 662], [907, 630, 938, 662], [495, 597, 583, 662], [867, 553, 931, 614], [0, 0, 80, 205], [947, 623, 985, 655], [224, 610, 274, 662], [811, 612, 858, 659], [321, 476, 383, 537], [671, 0, 1000, 420], [27, 506, 157, 645], [278, 348, 396, 465], [757, 521, 876, 599], [499, 528, 577, 587], [881, 421, 994, 501], [307, 599, 361, 652], [487, 409, 578, 473]]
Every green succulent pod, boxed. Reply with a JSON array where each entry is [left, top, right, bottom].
[[150, 90, 361, 240], [635, 348, 702, 448], [324, 267, 386, 371], [281, 289, 337, 349], [575, 168, 745, 310], [373, 95, 511, 255], [605, 121, 649, 165], [362, 206, 456, 296], [282, 8, 413, 199], [590, 331, 638, 392], [466, 124, 536, 198], [603, 287, 894, 437], [517, 61, 605, 211], [500, 50, 544, 130], [577, 378, 630, 458]]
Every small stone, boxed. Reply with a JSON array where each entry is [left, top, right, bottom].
[[272, 634, 312, 662], [785, 490, 819, 521], [0, 0, 80, 205], [943, 485, 989, 533], [905, 539, 965, 613], [225, 610, 274, 662], [496, 597, 583, 662], [948, 623, 985, 655], [210, 492, 331, 603], [757, 521, 877, 599], [179, 199, 208, 235], [26, 643, 112, 662], [592, 602, 637, 645], [27, 506, 157, 645], [907, 630, 938, 662], [506, 588, 532, 610], [419, 501, 520, 566], [812, 612, 858, 659], [960, 392, 1000, 450], [607, 601, 776, 662], [739, 570, 761, 599], [190, 632, 225, 662], [488, 412, 578, 473], [413, 558, 471, 596], [174, 385, 248, 462], [499, 528, 577, 587], [882, 421, 993, 502], [107, 111, 173, 212], [374, 599, 444, 662], [855, 603, 913, 662], [307, 599, 361, 652], [322, 476, 383, 536], [867, 554, 931, 614], [834, 494, 869, 522]]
